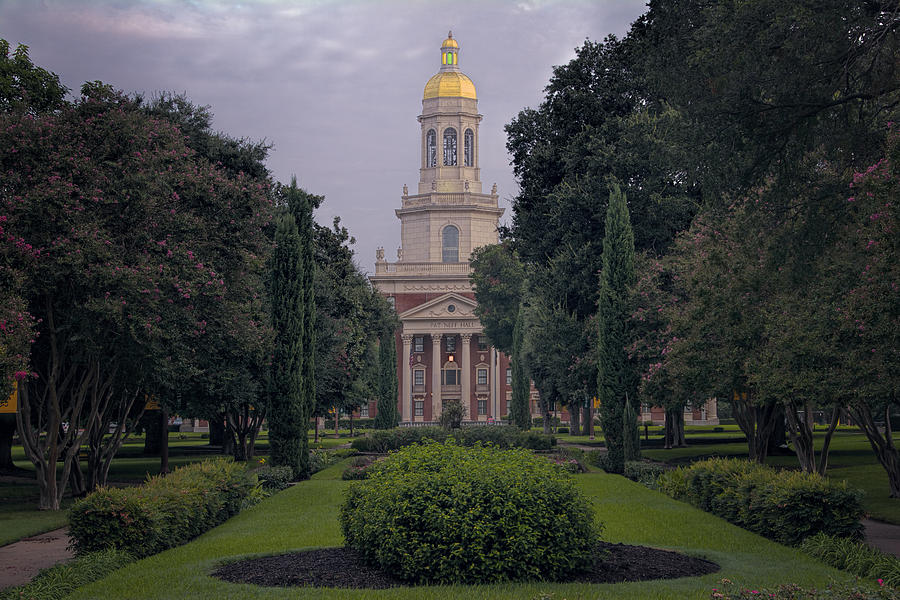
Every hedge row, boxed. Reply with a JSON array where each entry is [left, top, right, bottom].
[[69, 459, 256, 558], [801, 532, 900, 588], [350, 426, 555, 453], [657, 458, 864, 546]]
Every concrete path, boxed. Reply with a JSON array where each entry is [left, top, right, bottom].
[[0, 527, 73, 591], [863, 519, 900, 558]]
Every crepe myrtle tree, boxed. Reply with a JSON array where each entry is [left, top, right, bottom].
[[2, 83, 272, 507]]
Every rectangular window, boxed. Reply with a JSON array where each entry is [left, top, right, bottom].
[[414, 401, 424, 417], [446, 336, 456, 352], [360, 404, 369, 417], [414, 369, 425, 386], [506, 367, 512, 385], [477, 368, 488, 386], [477, 399, 487, 415], [477, 335, 488, 351], [442, 369, 458, 386], [413, 335, 424, 353]]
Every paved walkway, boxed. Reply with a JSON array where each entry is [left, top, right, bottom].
[[0, 527, 73, 591], [863, 519, 900, 558]]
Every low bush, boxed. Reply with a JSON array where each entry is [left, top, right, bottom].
[[623, 461, 668, 489], [255, 465, 294, 492], [309, 448, 342, 474], [709, 578, 898, 599], [69, 458, 256, 558], [0, 549, 133, 600], [340, 441, 600, 585], [350, 426, 555, 453], [557, 426, 569, 434], [546, 453, 584, 473], [801, 532, 900, 588], [658, 458, 864, 546], [341, 456, 382, 480]]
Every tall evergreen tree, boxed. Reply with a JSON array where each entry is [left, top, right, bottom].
[[510, 298, 531, 430], [374, 331, 399, 429], [292, 181, 316, 469], [269, 210, 307, 479], [596, 183, 636, 473]]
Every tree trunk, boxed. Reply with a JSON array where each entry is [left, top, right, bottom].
[[583, 405, 592, 436], [0, 415, 19, 473], [785, 400, 816, 473], [849, 400, 900, 498], [732, 393, 777, 463], [143, 410, 162, 455], [816, 406, 842, 476], [160, 407, 169, 475], [209, 416, 226, 447], [349, 412, 354, 438], [314, 417, 319, 443], [334, 408, 339, 438]]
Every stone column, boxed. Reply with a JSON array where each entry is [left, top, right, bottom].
[[460, 333, 472, 420], [432, 334, 442, 422], [401, 334, 412, 423], [490, 346, 498, 419], [707, 397, 718, 421]]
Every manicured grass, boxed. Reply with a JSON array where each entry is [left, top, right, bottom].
[[831, 463, 900, 525], [68, 460, 854, 600], [0, 482, 70, 546]]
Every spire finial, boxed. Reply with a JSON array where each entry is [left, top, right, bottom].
[[448, 30, 453, 38]]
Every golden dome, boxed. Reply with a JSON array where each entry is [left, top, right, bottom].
[[442, 32, 459, 49], [423, 71, 477, 100]]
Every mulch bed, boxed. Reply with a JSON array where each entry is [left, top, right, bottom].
[[212, 542, 719, 589]]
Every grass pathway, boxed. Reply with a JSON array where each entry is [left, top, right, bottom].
[[68, 460, 853, 600]]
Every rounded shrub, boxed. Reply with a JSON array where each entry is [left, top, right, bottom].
[[339, 440, 600, 585]]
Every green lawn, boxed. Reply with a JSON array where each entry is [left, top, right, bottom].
[[67, 460, 854, 600], [0, 482, 71, 546]]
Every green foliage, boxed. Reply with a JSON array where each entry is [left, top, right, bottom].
[[469, 242, 525, 354], [623, 460, 667, 489], [439, 399, 466, 430], [0, 548, 133, 600], [341, 456, 382, 480], [68, 459, 255, 558], [254, 465, 294, 492], [596, 183, 636, 473], [350, 426, 556, 453], [269, 210, 306, 478], [373, 332, 399, 429], [340, 441, 600, 584], [308, 448, 342, 475], [801, 533, 900, 588], [0, 39, 68, 115], [510, 299, 532, 431], [657, 458, 864, 546]]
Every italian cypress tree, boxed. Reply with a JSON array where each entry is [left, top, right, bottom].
[[293, 181, 316, 477], [374, 331, 399, 429], [596, 183, 636, 473], [269, 211, 307, 479], [510, 298, 531, 431]]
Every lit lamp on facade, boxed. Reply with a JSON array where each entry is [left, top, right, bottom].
[[448, 355, 454, 362]]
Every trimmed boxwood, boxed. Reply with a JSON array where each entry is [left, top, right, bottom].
[[340, 440, 600, 585], [350, 425, 555, 453], [657, 458, 864, 545], [69, 459, 256, 558]]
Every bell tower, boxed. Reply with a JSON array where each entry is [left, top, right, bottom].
[[371, 32, 508, 426]]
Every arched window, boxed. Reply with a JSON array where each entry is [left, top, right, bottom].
[[442, 225, 459, 263], [443, 128, 457, 166], [464, 129, 474, 167], [426, 129, 436, 168], [442, 360, 460, 386]]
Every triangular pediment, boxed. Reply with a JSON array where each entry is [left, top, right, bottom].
[[399, 292, 478, 320]]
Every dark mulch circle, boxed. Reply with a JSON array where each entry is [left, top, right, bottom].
[[212, 543, 719, 589]]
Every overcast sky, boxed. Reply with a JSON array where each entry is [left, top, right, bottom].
[[2, 0, 648, 273]]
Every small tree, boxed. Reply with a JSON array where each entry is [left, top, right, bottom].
[[374, 331, 399, 429], [439, 399, 466, 430], [596, 183, 636, 473], [510, 298, 531, 430], [268, 210, 307, 479]]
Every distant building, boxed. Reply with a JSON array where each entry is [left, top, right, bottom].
[[367, 32, 716, 427]]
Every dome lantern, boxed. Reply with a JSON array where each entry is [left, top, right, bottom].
[[423, 31, 477, 100]]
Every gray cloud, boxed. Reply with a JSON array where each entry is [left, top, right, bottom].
[[1, 0, 647, 272]]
